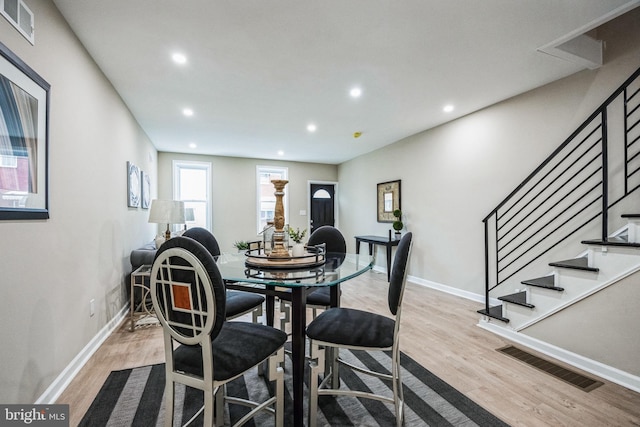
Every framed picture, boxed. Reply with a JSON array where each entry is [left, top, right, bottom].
[[0, 42, 50, 220], [377, 180, 401, 222], [141, 170, 150, 209], [127, 161, 140, 208]]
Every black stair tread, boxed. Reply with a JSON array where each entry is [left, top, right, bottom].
[[621, 214, 640, 218], [549, 256, 599, 272], [477, 305, 510, 323], [521, 275, 564, 291], [498, 291, 535, 308], [581, 235, 640, 247]]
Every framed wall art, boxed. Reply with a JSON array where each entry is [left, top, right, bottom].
[[0, 42, 50, 220], [127, 161, 140, 208], [377, 180, 401, 222], [141, 170, 150, 209]]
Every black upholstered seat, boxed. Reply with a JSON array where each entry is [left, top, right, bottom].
[[151, 236, 287, 426], [306, 232, 413, 427], [183, 227, 265, 321]]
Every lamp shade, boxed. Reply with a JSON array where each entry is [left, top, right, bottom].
[[148, 199, 185, 224]]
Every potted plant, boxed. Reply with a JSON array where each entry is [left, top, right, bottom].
[[234, 240, 249, 253], [392, 209, 403, 239], [287, 226, 307, 256]]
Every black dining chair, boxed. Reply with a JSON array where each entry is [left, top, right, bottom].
[[183, 227, 265, 321], [306, 232, 413, 427], [279, 225, 347, 330], [150, 236, 287, 426]]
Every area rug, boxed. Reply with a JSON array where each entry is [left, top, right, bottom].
[[79, 348, 509, 426]]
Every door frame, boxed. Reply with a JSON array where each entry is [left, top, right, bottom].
[[307, 180, 339, 233]]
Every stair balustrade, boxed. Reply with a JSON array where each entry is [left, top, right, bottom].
[[481, 66, 640, 318]]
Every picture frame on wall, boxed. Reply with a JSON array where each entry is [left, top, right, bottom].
[[141, 171, 150, 209], [0, 42, 51, 220], [127, 161, 140, 208], [377, 180, 401, 222]]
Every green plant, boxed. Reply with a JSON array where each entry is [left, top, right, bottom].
[[287, 226, 307, 243], [234, 240, 249, 250], [392, 209, 403, 232]]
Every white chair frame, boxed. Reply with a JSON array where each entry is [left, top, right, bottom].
[[151, 246, 284, 427]]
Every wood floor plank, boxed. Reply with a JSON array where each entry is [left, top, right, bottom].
[[56, 269, 640, 426]]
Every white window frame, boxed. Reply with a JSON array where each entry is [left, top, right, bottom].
[[173, 160, 212, 231], [256, 165, 288, 234]]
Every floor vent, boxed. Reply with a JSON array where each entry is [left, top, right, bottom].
[[498, 345, 603, 392]]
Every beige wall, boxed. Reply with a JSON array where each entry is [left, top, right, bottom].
[[338, 10, 640, 375], [0, 1, 157, 403], [339, 10, 640, 294], [157, 152, 338, 251]]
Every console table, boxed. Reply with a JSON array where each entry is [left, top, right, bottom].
[[129, 264, 157, 331], [355, 233, 400, 281]]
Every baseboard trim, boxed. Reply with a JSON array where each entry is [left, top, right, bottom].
[[406, 274, 502, 306], [477, 320, 640, 393], [36, 305, 128, 404]]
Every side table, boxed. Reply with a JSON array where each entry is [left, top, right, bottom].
[[129, 264, 157, 331]]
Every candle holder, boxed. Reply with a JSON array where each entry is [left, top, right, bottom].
[[268, 179, 290, 259]]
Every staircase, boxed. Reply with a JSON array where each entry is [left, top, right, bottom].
[[478, 65, 640, 332]]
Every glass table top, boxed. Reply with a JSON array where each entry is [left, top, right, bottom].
[[216, 252, 374, 288]]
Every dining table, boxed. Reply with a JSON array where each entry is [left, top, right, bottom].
[[215, 251, 374, 426]]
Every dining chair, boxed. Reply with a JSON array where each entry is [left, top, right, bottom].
[[306, 232, 413, 427], [279, 225, 347, 330], [183, 227, 265, 321], [150, 236, 287, 426]]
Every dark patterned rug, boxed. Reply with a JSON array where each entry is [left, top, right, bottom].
[[79, 348, 509, 426]]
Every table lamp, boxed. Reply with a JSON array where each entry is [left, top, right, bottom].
[[148, 199, 185, 241]]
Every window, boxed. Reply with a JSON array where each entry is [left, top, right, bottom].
[[256, 166, 288, 233], [173, 160, 211, 231]]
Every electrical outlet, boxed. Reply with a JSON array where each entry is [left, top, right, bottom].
[[90, 299, 95, 317]]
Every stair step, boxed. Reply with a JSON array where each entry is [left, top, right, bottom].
[[621, 214, 640, 219], [477, 305, 510, 323], [521, 275, 564, 291], [498, 291, 535, 308], [581, 235, 640, 247], [549, 256, 599, 272]]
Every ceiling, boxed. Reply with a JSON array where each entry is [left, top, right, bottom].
[[52, 0, 640, 165]]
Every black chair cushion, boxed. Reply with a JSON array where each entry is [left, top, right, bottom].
[[173, 322, 287, 381], [388, 232, 412, 315], [306, 287, 331, 306], [308, 226, 346, 254], [183, 227, 221, 257], [226, 290, 265, 318], [306, 307, 395, 348]]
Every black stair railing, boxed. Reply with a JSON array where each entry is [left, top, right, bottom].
[[482, 66, 640, 315]]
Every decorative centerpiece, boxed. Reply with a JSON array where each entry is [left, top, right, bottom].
[[269, 179, 290, 259], [288, 226, 307, 257]]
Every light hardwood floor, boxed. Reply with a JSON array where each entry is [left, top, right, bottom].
[[57, 270, 640, 426]]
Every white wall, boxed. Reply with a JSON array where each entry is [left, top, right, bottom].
[[338, 10, 640, 295], [0, 1, 157, 403], [157, 152, 338, 251]]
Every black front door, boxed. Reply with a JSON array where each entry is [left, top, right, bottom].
[[310, 183, 335, 234]]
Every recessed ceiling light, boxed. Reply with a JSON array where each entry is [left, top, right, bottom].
[[183, 108, 194, 117], [307, 123, 317, 132], [277, 150, 284, 156], [172, 53, 187, 64], [350, 87, 362, 98], [443, 104, 455, 113], [189, 142, 197, 149]]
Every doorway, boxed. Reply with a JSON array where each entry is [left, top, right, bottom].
[[309, 182, 337, 234]]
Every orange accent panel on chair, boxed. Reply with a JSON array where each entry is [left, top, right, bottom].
[[172, 284, 192, 310]]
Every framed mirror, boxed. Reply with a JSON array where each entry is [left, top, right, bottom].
[[377, 180, 401, 222]]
